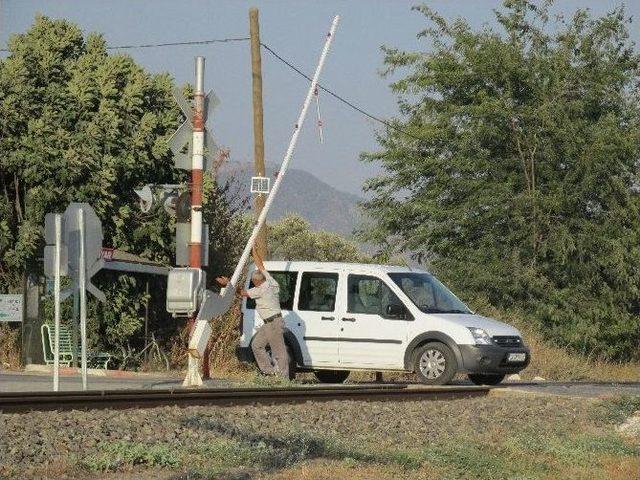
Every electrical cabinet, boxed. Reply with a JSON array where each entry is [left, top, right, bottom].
[[166, 268, 205, 315]]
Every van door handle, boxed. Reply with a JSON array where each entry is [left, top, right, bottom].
[[342, 317, 356, 322], [321, 316, 334, 321]]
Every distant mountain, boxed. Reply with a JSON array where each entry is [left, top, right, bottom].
[[218, 161, 363, 236]]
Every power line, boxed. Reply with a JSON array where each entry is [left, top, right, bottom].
[[107, 37, 250, 50], [0, 37, 249, 53], [260, 42, 423, 142]]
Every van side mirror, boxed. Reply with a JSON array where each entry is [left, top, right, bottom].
[[386, 304, 405, 319]]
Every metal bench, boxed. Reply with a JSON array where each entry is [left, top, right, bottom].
[[41, 323, 74, 367], [41, 323, 112, 369]]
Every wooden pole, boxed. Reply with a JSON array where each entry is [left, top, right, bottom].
[[249, 8, 268, 259]]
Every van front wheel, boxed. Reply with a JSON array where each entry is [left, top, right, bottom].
[[414, 342, 457, 385], [314, 370, 350, 383]]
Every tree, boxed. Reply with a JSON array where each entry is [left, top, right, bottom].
[[0, 16, 244, 362], [267, 214, 371, 263], [361, 1, 640, 360]]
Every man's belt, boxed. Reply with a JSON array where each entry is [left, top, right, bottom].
[[263, 313, 282, 323]]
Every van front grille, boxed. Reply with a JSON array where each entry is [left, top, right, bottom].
[[492, 336, 522, 347]]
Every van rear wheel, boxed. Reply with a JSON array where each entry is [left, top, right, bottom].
[[314, 370, 350, 383], [468, 374, 505, 386], [414, 342, 457, 385]]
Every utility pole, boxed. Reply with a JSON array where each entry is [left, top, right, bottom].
[[189, 56, 206, 335], [191, 57, 212, 380], [249, 8, 268, 259], [168, 57, 219, 384]]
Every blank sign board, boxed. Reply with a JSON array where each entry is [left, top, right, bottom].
[[63, 203, 103, 278]]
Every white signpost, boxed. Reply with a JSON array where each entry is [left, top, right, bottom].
[[44, 203, 106, 391], [44, 213, 64, 391], [0, 294, 24, 322]]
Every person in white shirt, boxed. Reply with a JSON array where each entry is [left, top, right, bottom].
[[216, 247, 290, 378]]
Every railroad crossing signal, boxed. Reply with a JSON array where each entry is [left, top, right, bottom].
[[134, 184, 188, 217], [168, 87, 220, 171], [132, 184, 208, 265], [133, 185, 154, 213]]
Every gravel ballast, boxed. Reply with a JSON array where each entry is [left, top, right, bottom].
[[1, 393, 638, 479]]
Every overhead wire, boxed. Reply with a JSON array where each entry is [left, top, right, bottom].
[[260, 42, 423, 142], [106, 37, 250, 50], [0, 37, 250, 52], [1, 34, 422, 141]]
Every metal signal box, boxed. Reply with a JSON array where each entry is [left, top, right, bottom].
[[166, 268, 205, 315]]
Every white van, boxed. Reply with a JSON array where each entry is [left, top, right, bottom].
[[237, 261, 530, 385]]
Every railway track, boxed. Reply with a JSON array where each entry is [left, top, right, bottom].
[[0, 384, 489, 413]]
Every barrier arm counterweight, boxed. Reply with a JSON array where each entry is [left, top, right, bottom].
[[183, 15, 340, 387]]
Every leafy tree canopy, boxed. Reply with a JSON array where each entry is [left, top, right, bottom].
[[361, 1, 640, 360], [0, 16, 243, 358], [267, 214, 372, 263]]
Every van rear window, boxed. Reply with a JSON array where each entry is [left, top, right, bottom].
[[246, 271, 298, 311]]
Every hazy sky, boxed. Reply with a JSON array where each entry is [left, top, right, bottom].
[[2, 1, 638, 195]]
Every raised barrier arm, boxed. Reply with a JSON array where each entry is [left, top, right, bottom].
[[183, 15, 340, 387]]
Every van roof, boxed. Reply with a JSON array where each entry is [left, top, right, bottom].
[[254, 260, 426, 274]]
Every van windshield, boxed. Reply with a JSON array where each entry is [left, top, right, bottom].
[[388, 272, 471, 314]]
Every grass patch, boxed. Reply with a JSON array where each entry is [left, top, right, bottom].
[[178, 401, 640, 480], [418, 442, 515, 479], [598, 395, 640, 423], [80, 440, 180, 472], [183, 416, 436, 474], [183, 417, 382, 470], [510, 433, 638, 464], [183, 429, 639, 480]]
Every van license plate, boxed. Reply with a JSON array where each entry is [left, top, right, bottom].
[[507, 353, 526, 362]]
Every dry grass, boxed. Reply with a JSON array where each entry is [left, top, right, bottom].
[[263, 456, 640, 480], [472, 301, 639, 382], [0, 323, 21, 368], [264, 459, 439, 480], [516, 327, 639, 382]]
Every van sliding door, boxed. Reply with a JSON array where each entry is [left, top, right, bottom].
[[338, 274, 409, 369], [295, 271, 341, 367]]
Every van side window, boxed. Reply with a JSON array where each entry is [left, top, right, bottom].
[[347, 274, 402, 317], [298, 272, 338, 312], [246, 271, 298, 311]]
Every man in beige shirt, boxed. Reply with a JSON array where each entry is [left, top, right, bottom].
[[216, 247, 290, 378]]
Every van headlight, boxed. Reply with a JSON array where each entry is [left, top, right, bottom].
[[467, 327, 492, 345]]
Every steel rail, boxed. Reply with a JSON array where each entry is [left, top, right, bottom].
[[0, 385, 489, 414]]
